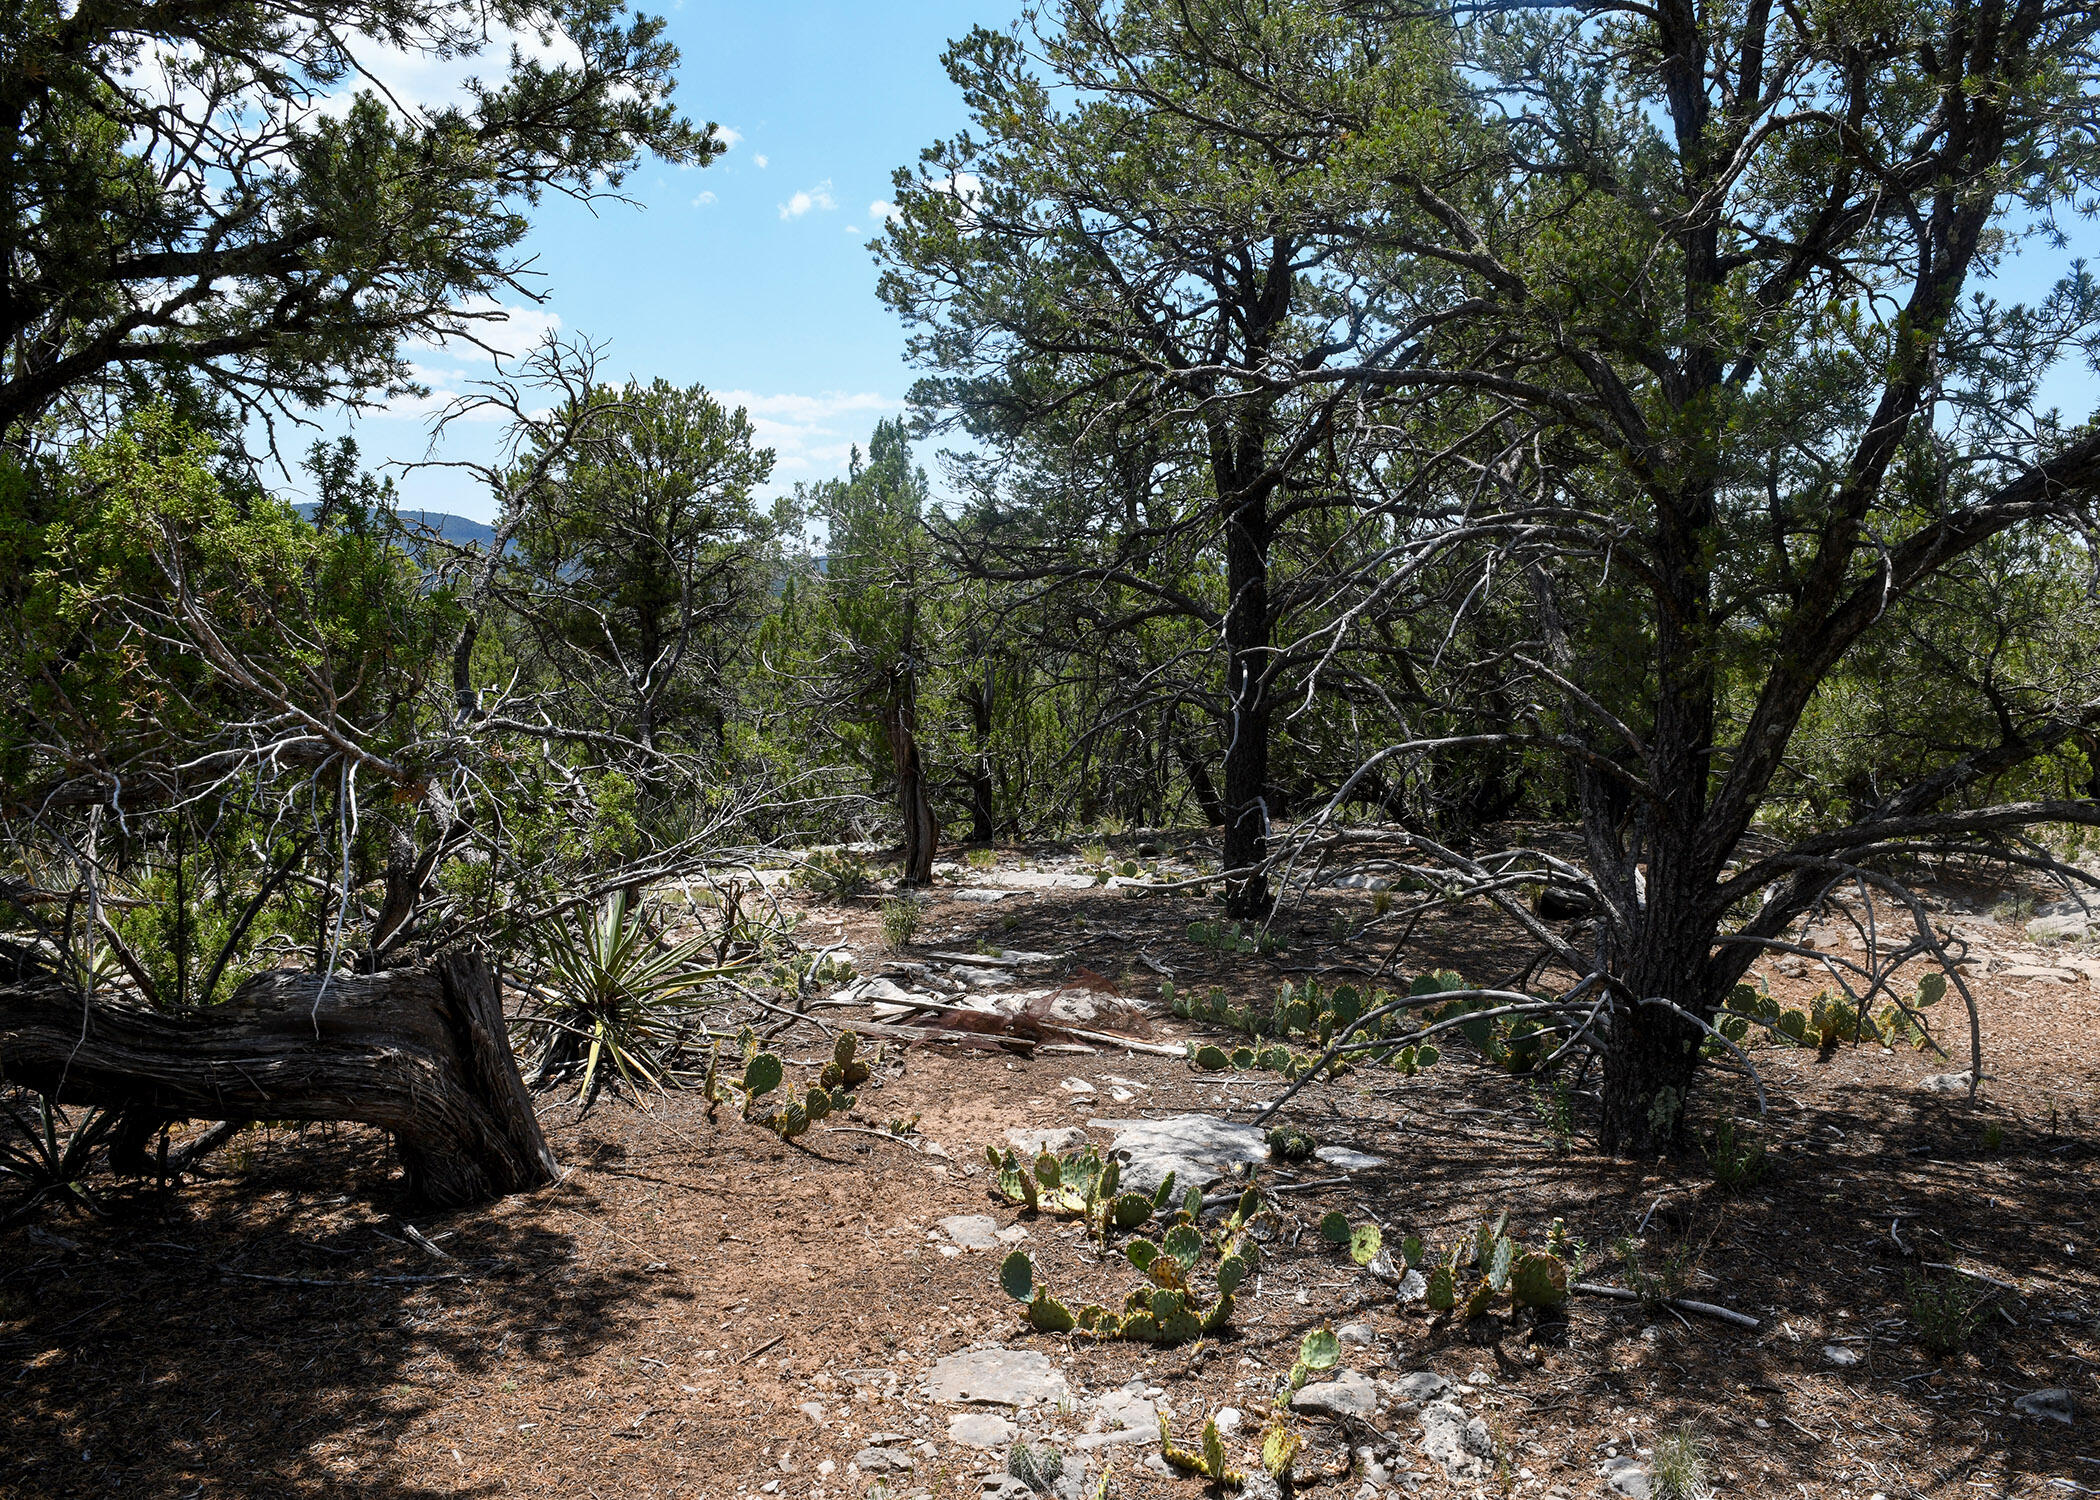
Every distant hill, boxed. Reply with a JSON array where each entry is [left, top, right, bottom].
[[295, 504, 498, 551]]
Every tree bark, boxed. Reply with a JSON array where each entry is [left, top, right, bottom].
[[965, 670, 996, 845], [0, 951, 560, 1209], [1220, 488, 1273, 918], [881, 672, 939, 885]]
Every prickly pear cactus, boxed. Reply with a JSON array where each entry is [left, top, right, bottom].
[[1000, 1249, 1035, 1302], [1217, 1253, 1248, 1297], [1319, 1211, 1352, 1246], [1191, 1043, 1231, 1071], [1350, 1222, 1383, 1267], [742, 1051, 783, 1100], [1163, 1223, 1203, 1272], [805, 1087, 832, 1122], [1298, 1327, 1340, 1371], [1110, 1193, 1153, 1230], [1027, 1289, 1076, 1334], [1425, 1263, 1457, 1312], [1266, 1124, 1317, 1161], [1510, 1251, 1570, 1309]]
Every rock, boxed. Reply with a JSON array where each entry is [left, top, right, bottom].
[[949, 1412, 1017, 1449], [1004, 1126, 1090, 1157], [1919, 1072, 1974, 1093], [1418, 1402, 1494, 1481], [2013, 1388, 2077, 1424], [1389, 1372, 1451, 1404], [1213, 1407, 1244, 1436], [1091, 1113, 1271, 1191], [942, 1215, 1002, 1251], [2001, 963, 2080, 982], [1086, 1383, 1158, 1434], [1314, 1146, 1386, 1171], [1058, 1077, 1096, 1095], [982, 1477, 1033, 1500], [996, 1225, 1030, 1244], [951, 967, 1018, 990], [928, 1347, 1073, 1407], [1393, 1269, 1428, 1304], [1823, 1344, 1863, 1368], [855, 1448, 915, 1473], [1602, 1455, 1651, 1499], [2027, 914, 2095, 944], [1290, 1368, 1379, 1420], [1338, 1322, 1377, 1346], [954, 889, 1017, 903]]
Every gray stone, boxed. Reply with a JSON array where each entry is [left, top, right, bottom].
[[1085, 1383, 1158, 1434], [856, 1449, 915, 1473], [2027, 914, 2095, 944], [1212, 1407, 1243, 1436], [928, 1347, 1072, 1407], [982, 1479, 1032, 1500], [1602, 1456, 1651, 1499], [954, 889, 1017, 904], [1239, 1472, 1283, 1500], [1823, 1344, 1863, 1368], [1072, 1428, 1156, 1451], [1418, 1402, 1494, 1481], [1389, 1372, 1450, 1404], [1337, 1322, 1377, 1346], [1004, 1125, 1091, 1157], [1290, 1368, 1379, 1420], [1090, 1113, 1271, 1192], [1919, 1072, 1974, 1093], [2013, 1388, 2077, 1424], [942, 1215, 1002, 1251], [1315, 1146, 1387, 1171], [949, 1412, 1017, 1449], [1393, 1269, 1428, 1304]]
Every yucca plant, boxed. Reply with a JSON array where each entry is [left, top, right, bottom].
[[0, 1091, 120, 1224], [520, 890, 743, 1108]]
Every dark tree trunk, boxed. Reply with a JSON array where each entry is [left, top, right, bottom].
[[965, 672, 996, 845], [881, 669, 939, 885], [0, 950, 560, 1209], [1220, 490, 1273, 918], [1172, 723, 1225, 826]]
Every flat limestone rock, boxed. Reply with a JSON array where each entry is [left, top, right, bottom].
[[948, 1412, 1017, 1449], [1919, 1072, 1974, 1093], [1315, 1146, 1386, 1171], [927, 1347, 1072, 1407], [941, 1214, 1001, 1251], [1602, 1455, 1652, 1499], [1389, 1371, 1450, 1403], [1289, 1368, 1379, 1420], [855, 1448, 914, 1473], [1091, 1113, 1270, 1192], [1086, 1382, 1159, 1434], [2013, 1388, 2077, 1424], [1005, 1125, 1090, 1157]]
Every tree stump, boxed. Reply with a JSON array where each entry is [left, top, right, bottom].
[[0, 950, 559, 1208]]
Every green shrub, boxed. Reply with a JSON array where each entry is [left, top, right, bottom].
[[1908, 1270, 1992, 1355], [880, 897, 923, 951]]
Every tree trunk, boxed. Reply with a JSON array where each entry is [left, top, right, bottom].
[[0, 950, 560, 1209], [1220, 492, 1273, 918], [965, 673, 996, 844], [1172, 726, 1226, 826], [881, 672, 939, 885]]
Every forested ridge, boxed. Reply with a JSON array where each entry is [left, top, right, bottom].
[[3, 0, 2099, 1494]]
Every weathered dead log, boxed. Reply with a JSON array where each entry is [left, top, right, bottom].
[[0, 950, 559, 1209]]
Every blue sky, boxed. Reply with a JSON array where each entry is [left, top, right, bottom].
[[326, 1, 2096, 522], [336, 1, 1023, 521]]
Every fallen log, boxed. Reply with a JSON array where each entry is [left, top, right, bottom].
[[0, 950, 559, 1209]]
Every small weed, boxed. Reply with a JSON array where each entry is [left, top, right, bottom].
[[1907, 1269, 1992, 1355], [1981, 1121, 2005, 1151], [1370, 887, 1395, 918], [880, 898, 923, 952], [1528, 1077, 1576, 1152], [1613, 1236, 1694, 1313], [1328, 910, 1354, 944], [1703, 1113, 1767, 1191], [966, 847, 997, 870], [1082, 842, 1109, 867], [1989, 893, 2037, 924], [1650, 1421, 1713, 1500]]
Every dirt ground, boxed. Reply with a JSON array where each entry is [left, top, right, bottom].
[[4, 838, 2098, 1500]]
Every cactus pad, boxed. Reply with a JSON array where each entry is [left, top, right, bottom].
[[1217, 1253, 1248, 1297], [1125, 1238, 1159, 1273], [1111, 1193, 1153, 1230], [1298, 1327, 1340, 1370], [1426, 1263, 1457, 1311], [1027, 1289, 1076, 1334], [1161, 1304, 1204, 1344], [1000, 1249, 1034, 1302], [1510, 1251, 1569, 1308], [1350, 1222, 1383, 1266], [742, 1052, 783, 1098], [1201, 1292, 1236, 1334], [1319, 1211, 1352, 1245], [1163, 1223, 1202, 1271], [1192, 1044, 1230, 1071]]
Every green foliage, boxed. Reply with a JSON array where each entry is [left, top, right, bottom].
[[1702, 1114, 1767, 1192], [801, 849, 875, 900], [1266, 1124, 1317, 1161], [880, 897, 923, 951], [1614, 1237, 1697, 1315], [1008, 1442, 1065, 1493], [1159, 1411, 1243, 1486], [524, 889, 740, 1106], [1907, 1270, 1994, 1356]]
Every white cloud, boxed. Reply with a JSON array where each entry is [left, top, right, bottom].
[[305, 24, 585, 125], [692, 189, 717, 207], [869, 199, 901, 224], [778, 179, 837, 221], [717, 389, 895, 477], [715, 125, 743, 150], [753, 153, 769, 169], [844, 224, 860, 235], [405, 296, 563, 362]]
